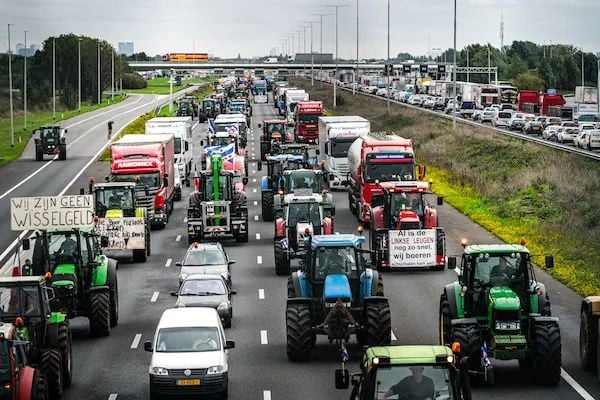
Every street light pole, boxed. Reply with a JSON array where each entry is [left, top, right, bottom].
[[451, 0, 457, 131], [326, 5, 348, 108], [581, 50, 584, 87], [466, 48, 469, 83], [312, 13, 334, 86], [111, 47, 115, 100], [53, 38, 56, 119], [24, 29, 27, 130], [169, 68, 174, 113], [7, 23, 15, 147], [355, 0, 359, 95], [78, 37, 82, 111], [386, 0, 391, 113], [97, 40, 101, 104], [303, 21, 317, 87], [488, 45, 491, 84], [597, 59, 599, 118]]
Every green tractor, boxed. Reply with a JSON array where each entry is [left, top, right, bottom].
[[0, 276, 74, 398], [22, 229, 119, 337], [88, 180, 151, 263], [176, 100, 194, 118], [335, 345, 472, 400], [34, 126, 67, 161], [439, 241, 560, 385]]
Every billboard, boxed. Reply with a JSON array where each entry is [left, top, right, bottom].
[[162, 53, 209, 62], [11, 195, 94, 231]]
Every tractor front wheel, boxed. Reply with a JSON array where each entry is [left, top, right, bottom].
[[286, 302, 313, 361], [262, 192, 274, 222], [57, 322, 73, 388], [31, 369, 49, 400], [274, 241, 290, 276], [35, 145, 43, 161], [439, 295, 452, 345], [580, 310, 599, 371], [40, 349, 63, 399], [532, 320, 562, 386], [362, 301, 392, 346], [58, 145, 67, 161], [89, 291, 111, 337]]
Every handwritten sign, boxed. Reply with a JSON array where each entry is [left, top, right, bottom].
[[10, 195, 94, 231], [94, 217, 146, 250], [388, 229, 437, 268]]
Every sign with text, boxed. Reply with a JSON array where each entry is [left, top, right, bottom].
[[388, 229, 436, 268], [94, 218, 146, 250], [10, 195, 94, 231]]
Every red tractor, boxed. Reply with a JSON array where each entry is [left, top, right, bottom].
[[258, 119, 293, 160], [369, 181, 446, 271]]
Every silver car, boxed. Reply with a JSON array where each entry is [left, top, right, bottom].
[[177, 242, 235, 286]]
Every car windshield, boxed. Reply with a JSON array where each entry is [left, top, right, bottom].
[[473, 253, 527, 288], [180, 279, 226, 296], [184, 249, 226, 266], [373, 365, 454, 400], [314, 247, 359, 279], [114, 173, 161, 191], [156, 327, 221, 353], [563, 122, 577, 127], [287, 202, 322, 227], [95, 187, 134, 211], [330, 138, 355, 158], [365, 162, 415, 183], [285, 171, 323, 192], [0, 285, 42, 317], [299, 115, 319, 124]]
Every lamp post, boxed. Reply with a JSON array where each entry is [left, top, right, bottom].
[[53, 38, 56, 118], [111, 47, 115, 101], [303, 21, 317, 87], [7, 23, 15, 147], [169, 68, 174, 113], [97, 40, 101, 104], [78, 37, 82, 111], [354, 0, 359, 95], [312, 13, 334, 86], [386, 0, 391, 113], [23, 29, 27, 130], [451, 0, 457, 131], [596, 59, 599, 118], [325, 4, 349, 108]]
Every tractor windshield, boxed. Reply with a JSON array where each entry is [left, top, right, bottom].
[[95, 187, 134, 212], [204, 176, 232, 201], [371, 365, 454, 400], [389, 192, 424, 219], [285, 172, 324, 193], [114, 173, 161, 192], [0, 285, 42, 317], [268, 123, 286, 134], [314, 247, 359, 280], [203, 100, 214, 109], [41, 127, 60, 140], [287, 202, 322, 227], [472, 253, 528, 289], [210, 136, 234, 147]]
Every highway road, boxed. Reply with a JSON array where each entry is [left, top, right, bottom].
[[1, 93, 599, 399]]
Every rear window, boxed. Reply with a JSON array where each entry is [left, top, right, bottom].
[[499, 112, 512, 118], [461, 102, 475, 109]]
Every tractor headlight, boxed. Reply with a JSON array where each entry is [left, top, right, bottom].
[[495, 321, 520, 331], [150, 367, 169, 376]]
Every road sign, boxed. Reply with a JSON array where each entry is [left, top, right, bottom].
[[94, 217, 146, 250], [388, 229, 437, 268], [10, 195, 94, 231]]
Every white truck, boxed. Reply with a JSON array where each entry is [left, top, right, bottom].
[[285, 89, 309, 126], [318, 116, 370, 190], [145, 117, 193, 178]]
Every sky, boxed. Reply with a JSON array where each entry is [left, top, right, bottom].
[[1, 0, 599, 59]]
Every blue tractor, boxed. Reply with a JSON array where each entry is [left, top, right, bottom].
[[286, 234, 391, 361]]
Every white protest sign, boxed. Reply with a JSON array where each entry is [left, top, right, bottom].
[[388, 229, 437, 268], [94, 217, 146, 250], [10, 195, 94, 231]]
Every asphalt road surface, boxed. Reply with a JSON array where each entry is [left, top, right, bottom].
[[1, 94, 598, 400]]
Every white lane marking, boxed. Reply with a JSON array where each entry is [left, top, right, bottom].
[[391, 330, 397, 341], [183, 217, 188, 223], [130, 334, 142, 349], [191, 121, 199, 130], [256, 233, 261, 240], [257, 256, 263, 264], [165, 258, 172, 267], [258, 289, 265, 299], [108, 394, 118, 400], [561, 368, 595, 400], [252, 178, 257, 183], [150, 291, 159, 302], [263, 390, 272, 400], [252, 153, 256, 158], [253, 188, 257, 193], [0, 158, 57, 200], [254, 215, 259, 221], [260, 330, 268, 344], [252, 170, 256, 174], [253, 200, 258, 206], [175, 235, 181, 242]]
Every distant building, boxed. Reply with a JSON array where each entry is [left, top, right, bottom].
[[270, 47, 278, 56], [118, 42, 134, 56], [15, 43, 39, 57], [294, 53, 333, 63]]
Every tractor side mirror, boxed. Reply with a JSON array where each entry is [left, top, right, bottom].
[[437, 196, 444, 206], [185, 179, 191, 187], [324, 141, 329, 155], [329, 174, 335, 181], [418, 164, 427, 181], [143, 341, 153, 352], [242, 177, 249, 186], [200, 140, 205, 146], [79, 188, 85, 195], [545, 255, 554, 269], [175, 262, 182, 267], [22, 238, 30, 251], [257, 123, 262, 128], [447, 256, 457, 270], [315, 148, 320, 155], [164, 174, 169, 187], [335, 368, 350, 389], [63, 129, 68, 134], [100, 236, 109, 248], [257, 161, 262, 171]]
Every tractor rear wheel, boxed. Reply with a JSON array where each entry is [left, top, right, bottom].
[[439, 294, 452, 345], [89, 291, 111, 337], [58, 145, 67, 161], [262, 192, 274, 221], [57, 322, 73, 388], [132, 249, 147, 262], [287, 276, 295, 298], [286, 302, 313, 361], [363, 301, 392, 346], [274, 241, 290, 276], [107, 260, 119, 328], [348, 191, 357, 216], [35, 145, 43, 161], [451, 323, 486, 385], [580, 310, 598, 371], [40, 349, 63, 398], [31, 369, 49, 400], [532, 320, 562, 386]]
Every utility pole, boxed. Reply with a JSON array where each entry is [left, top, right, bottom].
[[303, 21, 317, 87], [581, 49, 585, 87], [355, 0, 359, 94], [8, 23, 15, 147], [23, 29, 27, 131], [169, 68, 174, 113], [597, 59, 599, 118], [97, 40, 101, 104], [326, 5, 348, 108], [53, 38, 56, 119], [488, 44, 491, 84], [313, 13, 334, 86], [386, 0, 391, 113], [78, 37, 82, 111], [466, 48, 469, 83], [451, 0, 457, 131], [111, 47, 115, 100]]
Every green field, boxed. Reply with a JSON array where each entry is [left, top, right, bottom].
[[0, 95, 126, 167], [127, 76, 211, 95]]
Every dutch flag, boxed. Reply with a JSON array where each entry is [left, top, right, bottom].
[[340, 343, 349, 363], [481, 343, 491, 367], [208, 119, 216, 135]]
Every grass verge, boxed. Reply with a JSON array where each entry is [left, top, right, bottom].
[[127, 76, 211, 95], [0, 95, 126, 168], [292, 79, 600, 296]]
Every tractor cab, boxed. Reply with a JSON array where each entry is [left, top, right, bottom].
[[176, 100, 193, 117], [34, 125, 67, 161], [37, 126, 62, 142], [91, 182, 138, 218], [259, 119, 292, 159], [283, 169, 328, 194]]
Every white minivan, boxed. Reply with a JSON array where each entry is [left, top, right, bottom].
[[145, 308, 234, 400]]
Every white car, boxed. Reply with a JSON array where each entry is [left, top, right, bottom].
[[444, 100, 459, 114], [492, 111, 513, 128], [375, 88, 387, 97], [422, 97, 436, 109], [557, 121, 579, 143], [146, 308, 235, 400], [408, 95, 423, 106], [542, 125, 560, 141], [480, 107, 497, 123], [575, 129, 600, 150]]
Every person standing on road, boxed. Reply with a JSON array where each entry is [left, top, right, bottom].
[[107, 120, 114, 139]]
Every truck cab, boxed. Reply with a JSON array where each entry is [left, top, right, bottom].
[[294, 101, 323, 144]]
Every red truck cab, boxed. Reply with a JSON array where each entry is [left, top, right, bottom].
[[110, 134, 175, 228], [294, 101, 323, 144], [518, 90, 540, 113]]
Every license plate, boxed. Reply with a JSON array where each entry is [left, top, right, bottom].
[[177, 379, 201, 386]]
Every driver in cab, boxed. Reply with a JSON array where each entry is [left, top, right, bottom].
[[383, 366, 435, 400]]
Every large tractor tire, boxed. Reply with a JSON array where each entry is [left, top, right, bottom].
[[580, 310, 598, 371], [531, 320, 562, 386], [40, 349, 63, 399], [262, 191, 274, 222], [132, 249, 147, 263], [235, 231, 249, 243], [32, 369, 49, 400], [362, 301, 392, 346], [57, 322, 73, 388], [58, 145, 67, 161], [89, 291, 111, 337], [274, 241, 290, 276], [439, 294, 453, 345], [286, 302, 313, 361], [348, 191, 357, 216], [107, 260, 119, 328], [35, 145, 43, 161]]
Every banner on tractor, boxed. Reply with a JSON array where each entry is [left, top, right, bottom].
[[10, 195, 94, 231], [94, 217, 146, 250], [388, 229, 436, 268]]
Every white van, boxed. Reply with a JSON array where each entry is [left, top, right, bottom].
[[145, 117, 194, 177], [145, 307, 234, 399]]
